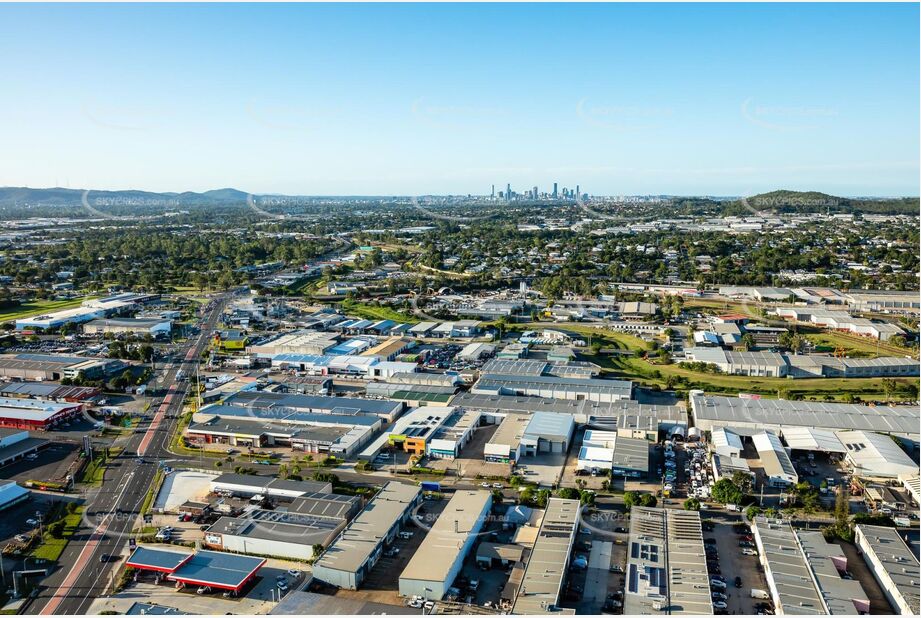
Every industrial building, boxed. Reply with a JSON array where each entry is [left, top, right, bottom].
[[689, 393, 919, 443], [480, 359, 602, 380], [0, 480, 30, 511], [622, 507, 713, 615], [209, 473, 332, 499], [15, 293, 156, 331], [577, 430, 648, 478], [854, 524, 920, 615], [248, 331, 341, 356], [520, 412, 575, 455], [751, 431, 798, 487], [0, 353, 126, 381], [398, 490, 492, 599], [82, 317, 172, 337], [775, 307, 907, 341], [473, 373, 632, 403], [685, 348, 788, 377], [360, 337, 414, 361], [0, 381, 99, 403], [0, 397, 83, 430], [364, 381, 457, 406], [204, 512, 344, 560], [511, 498, 581, 615], [202, 492, 363, 561], [311, 482, 421, 590], [836, 430, 919, 479], [221, 391, 405, 422], [685, 347, 918, 378], [0, 429, 47, 466], [358, 406, 457, 460], [186, 417, 373, 457], [484, 414, 531, 464], [426, 408, 482, 459], [752, 517, 870, 614], [452, 392, 686, 439], [711, 427, 743, 458]]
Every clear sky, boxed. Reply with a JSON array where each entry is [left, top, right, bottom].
[[0, 2, 918, 196]]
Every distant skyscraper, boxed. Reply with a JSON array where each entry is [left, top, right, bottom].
[[576, 185, 580, 198], [491, 184, 495, 198], [533, 186, 538, 199], [506, 183, 511, 200], [552, 182, 558, 198]]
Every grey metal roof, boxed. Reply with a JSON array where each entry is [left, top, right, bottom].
[[624, 507, 712, 615], [476, 373, 633, 397], [691, 394, 919, 437], [611, 436, 649, 473], [313, 482, 420, 575], [512, 498, 581, 615], [855, 525, 920, 614], [399, 490, 491, 584], [223, 391, 402, 417]]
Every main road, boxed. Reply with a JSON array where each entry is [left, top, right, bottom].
[[25, 293, 230, 615]]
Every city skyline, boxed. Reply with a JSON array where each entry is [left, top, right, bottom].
[[0, 3, 918, 196]]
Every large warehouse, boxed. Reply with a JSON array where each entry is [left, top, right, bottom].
[[221, 391, 404, 422], [511, 498, 581, 614], [854, 525, 920, 615], [752, 517, 870, 615], [690, 393, 919, 443], [472, 373, 633, 403], [622, 507, 713, 615], [311, 482, 421, 590], [836, 430, 919, 479], [82, 317, 172, 337], [0, 353, 125, 381], [398, 490, 492, 600]]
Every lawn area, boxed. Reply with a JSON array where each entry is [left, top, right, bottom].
[[0, 297, 97, 322], [29, 506, 84, 562], [340, 298, 420, 324], [804, 329, 918, 359]]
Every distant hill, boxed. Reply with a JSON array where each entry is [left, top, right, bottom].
[[722, 190, 919, 216], [0, 186, 250, 208]]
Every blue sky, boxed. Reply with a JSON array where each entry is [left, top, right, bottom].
[[0, 3, 917, 196]]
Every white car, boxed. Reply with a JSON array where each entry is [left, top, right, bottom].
[[713, 601, 728, 610], [480, 482, 491, 488], [492, 483, 504, 489], [742, 548, 759, 556]]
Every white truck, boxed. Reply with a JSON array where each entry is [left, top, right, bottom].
[[751, 589, 770, 600]]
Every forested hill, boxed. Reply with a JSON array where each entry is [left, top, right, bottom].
[[721, 190, 919, 216], [0, 186, 251, 216]]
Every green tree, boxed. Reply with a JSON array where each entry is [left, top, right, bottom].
[[711, 478, 744, 505], [683, 497, 701, 511], [745, 505, 762, 521], [557, 487, 580, 500]]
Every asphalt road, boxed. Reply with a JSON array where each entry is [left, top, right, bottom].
[[25, 294, 230, 616]]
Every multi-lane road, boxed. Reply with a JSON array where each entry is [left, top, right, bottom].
[[26, 294, 229, 615]]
